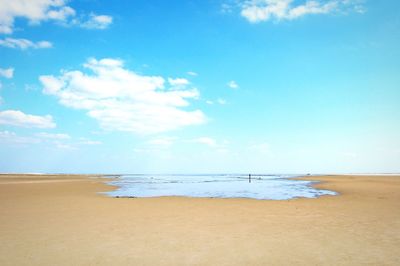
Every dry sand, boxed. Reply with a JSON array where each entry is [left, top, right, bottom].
[[0, 174, 399, 265]]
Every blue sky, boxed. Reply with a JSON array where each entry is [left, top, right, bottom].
[[0, 0, 399, 174]]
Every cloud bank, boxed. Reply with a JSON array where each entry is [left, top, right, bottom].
[[0, 0, 112, 34], [0, 67, 14, 78], [227, 80, 239, 89], [240, 0, 365, 23], [79, 14, 113, 30], [40, 58, 206, 134], [0, 110, 56, 128], [0, 38, 52, 49]]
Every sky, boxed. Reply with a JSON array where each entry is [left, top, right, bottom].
[[0, 0, 399, 174]]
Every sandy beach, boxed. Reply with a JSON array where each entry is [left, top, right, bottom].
[[0, 174, 399, 265]]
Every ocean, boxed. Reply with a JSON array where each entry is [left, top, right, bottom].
[[104, 174, 337, 200]]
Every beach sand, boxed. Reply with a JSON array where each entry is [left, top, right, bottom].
[[0, 174, 399, 265]]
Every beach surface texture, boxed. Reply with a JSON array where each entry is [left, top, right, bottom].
[[0, 174, 399, 265]]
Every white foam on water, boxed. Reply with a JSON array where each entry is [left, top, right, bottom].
[[104, 174, 337, 200]]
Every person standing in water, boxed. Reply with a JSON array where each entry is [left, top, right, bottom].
[[249, 174, 251, 183]]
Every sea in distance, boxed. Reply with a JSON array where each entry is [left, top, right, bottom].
[[104, 174, 337, 200]]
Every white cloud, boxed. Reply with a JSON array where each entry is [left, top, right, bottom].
[[79, 139, 102, 145], [205, 98, 228, 105], [0, 79, 3, 104], [147, 137, 176, 147], [53, 142, 77, 150], [46, 5, 76, 21], [0, 0, 75, 34], [36, 132, 70, 139], [0, 130, 101, 150], [0, 110, 56, 128], [221, 3, 234, 13], [249, 142, 270, 154], [353, 4, 366, 14], [217, 98, 227, 105], [40, 58, 206, 134], [0, 67, 14, 78], [187, 71, 198, 76], [40, 134, 101, 148], [187, 137, 230, 153], [168, 77, 190, 87], [0, 38, 52, 50], [0, 130, 40, 145], [0, 0, 112, 34], [80, 14, 113, 29], [227, 80, 239, 89], [190, 137, 217, 147], [36, 132, 79, 150], [240, 0, 364, 23]]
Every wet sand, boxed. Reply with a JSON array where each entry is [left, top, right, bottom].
[[0, 174, 399, 265]]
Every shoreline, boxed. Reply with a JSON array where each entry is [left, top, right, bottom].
[[1, 172, 397, 201], [0, 173, 397, 202]]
